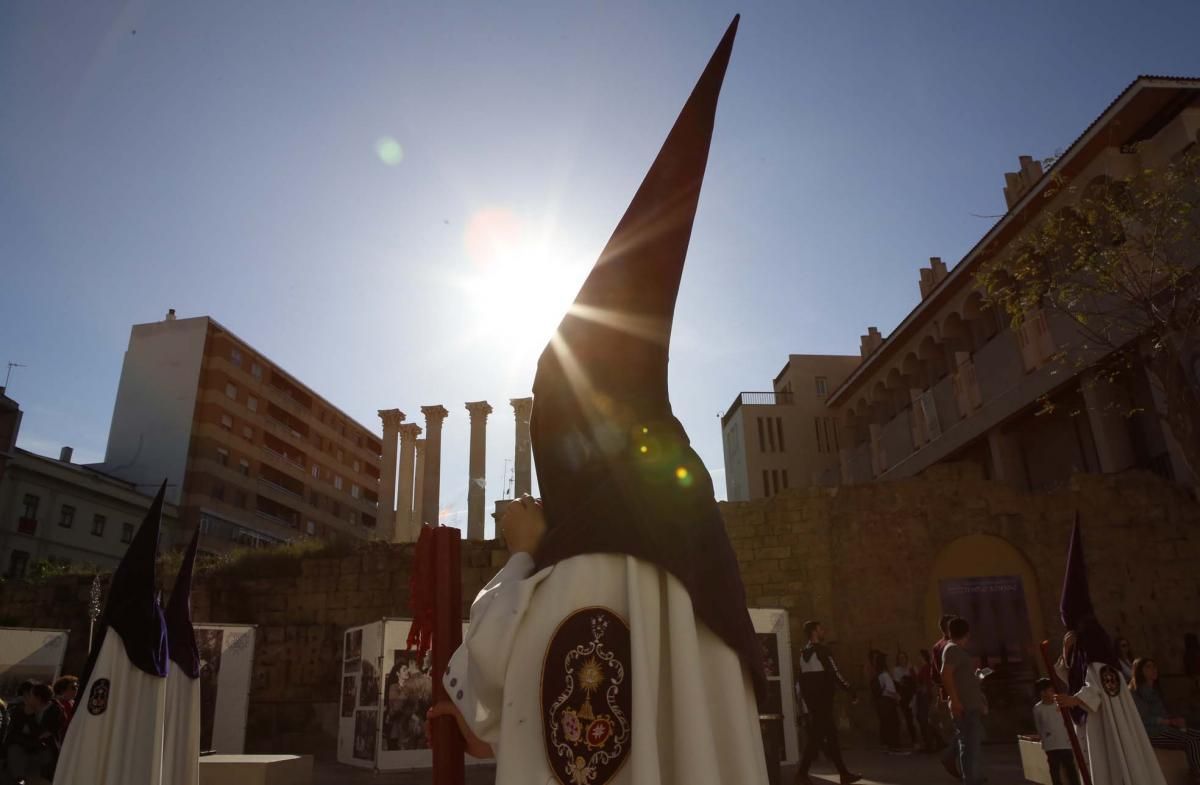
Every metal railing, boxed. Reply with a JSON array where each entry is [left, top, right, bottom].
[[720, 391, 795, 428]]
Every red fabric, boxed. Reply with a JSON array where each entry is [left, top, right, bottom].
[[407, 525, 435, 657], [56, 698, 75, 743]]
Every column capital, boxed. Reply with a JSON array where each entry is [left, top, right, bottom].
[[510, 397, 533, 419], [398, 422, 423, 441], [378, 409, 406, 430], [420, 405, 449, 427], [465, 400, 494, 421]]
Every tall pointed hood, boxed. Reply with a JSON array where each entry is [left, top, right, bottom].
[[530, 16, 766, 701], [79, 481, 170, 696], [165, 525, 201, 679], [1060, 513, 1116, 714]]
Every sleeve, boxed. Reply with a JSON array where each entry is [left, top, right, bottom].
[[442, 552, 540, 746], [1074, 678, 1102, 714], [824, 651, 854, 694], [1053, 656, 1069, 687]]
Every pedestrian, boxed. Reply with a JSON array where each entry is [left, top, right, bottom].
[[1033, 677, 1081, 785], [873, 652, 905, 753], [893, 651, 919, 748], [5, 682, 61, 783], [940, 617, 988, 785], [915, 649, 944, 753], [51, 676, 77, 743], [1115, 637, 1135, 682], [1130, 657, 1200, 782], [794, 620, 862, 785]]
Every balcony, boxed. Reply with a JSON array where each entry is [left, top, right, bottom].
[[721, 391, 795, 428], [17, 517, 37, 535], [880, 408, 914, 473], [843, 442, 874, 484]]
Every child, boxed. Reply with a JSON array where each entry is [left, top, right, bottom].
[[1033, 677, 1080, 785]]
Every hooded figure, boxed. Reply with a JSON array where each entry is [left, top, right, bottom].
[[55, 482, 171, 785], [1055, 516, 1165, 785], [162, 526, 202, 785], [441, 17, 769, 785]]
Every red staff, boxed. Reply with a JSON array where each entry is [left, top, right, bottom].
[[1038, 640, 1092, 785], [410, 525, 465, 785]]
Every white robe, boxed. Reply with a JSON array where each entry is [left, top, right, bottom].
[[1072, 662, 1166, 785], [445, 552, 768, 785], [161, 669, 201, 785], [54, 631, 168, 785]]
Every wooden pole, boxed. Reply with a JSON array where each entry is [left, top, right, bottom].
[[1039, 640, 1092, 785], [431, 526, 465, 785]]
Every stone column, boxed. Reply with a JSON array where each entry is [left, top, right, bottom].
[[420, 406, 449, 526], [510, 397, 533, 497], [395, 422, 422, 542], [1080, 371, 1135, 473], [412, 439, 427, 531], [376, 409, 404, 541], [465, 401, 493, 541]]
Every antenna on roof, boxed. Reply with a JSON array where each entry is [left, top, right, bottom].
[[4, 362, 27, 389]]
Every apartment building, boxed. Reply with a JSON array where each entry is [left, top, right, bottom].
[[721, 354, 860, 500], [98, 313, 384, 550]]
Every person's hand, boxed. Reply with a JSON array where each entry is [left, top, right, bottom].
[[1055, 694, 1082, 709], [426, 700, 493, 759], [501, 495, 546, 555]]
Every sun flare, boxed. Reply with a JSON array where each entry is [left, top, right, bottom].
[[459, 207, 585, 360]]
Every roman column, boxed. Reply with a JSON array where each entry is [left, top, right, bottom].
[[464, 401, 493, 540], [395, 422, 422, 542], [420, 405, 448, 526], [412, 439, 426, 532], [376, 409, 404, 541], [511, 397, 533, 497]]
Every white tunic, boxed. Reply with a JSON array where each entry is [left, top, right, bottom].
[[1072, 662, 1166, 785], [54, 631, 168, 785], [161, 669, 201, 785], [445, 552, 768, 785]]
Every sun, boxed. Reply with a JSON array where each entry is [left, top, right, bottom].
[[459, 207, 585, 360]]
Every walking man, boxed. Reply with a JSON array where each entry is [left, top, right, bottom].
[[941, 617, 988, 785], [796, 621, 862, 785]]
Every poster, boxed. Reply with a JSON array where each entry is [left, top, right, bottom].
[[353, 710, 377, 762], [359, 659, 379, 708], [938, 576, 1034, 664], [341, 675, 357, 718], [748, 609, 799, 767], [758, 632, 781, 678], [382, 649, 434, 751], [0, 627, 68, 699], [194, 624, 256, 754], [344, 629, 362, 672]]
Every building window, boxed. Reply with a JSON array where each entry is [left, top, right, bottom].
[[231, 348, 243, 366], [336, 449, 344, 463], [59, 505, 75, 528], [762, 470, 770, 498], [92, 514, 107, 537], [220, 414, 233, 430], [334, 475, 344, 491], [251, 362, 263, 380], [200, 516, 212, 535], [771, 469, 780, 494], [332, 501, 341, 517], [757, 418, 765, 452], [21, 494, 39, 519], [247, 396, 258, 413], [225, 383, 238, 400], [782, 470, 789, 489], [7, 550, 29, 579], [776, 418, 785, 452], [766, 419, 776, 452], [235, 491, 247, 508], [353, 460, 361, 473], [213, 482, 225, 502], [239, 458, 250, 476], [306, 520, 316, 535], [311, 464, 320, 480], [217, 447, 229, 467], [351, 484, 360, 499], [815, 377, 829, 397], [242, 426, 253, 440], [121, 523, 135, 544]]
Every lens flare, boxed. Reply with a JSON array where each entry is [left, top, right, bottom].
[[375, 137, 404, 166]]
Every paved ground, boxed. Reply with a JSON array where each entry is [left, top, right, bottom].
[[312, 743, 1029, 784]]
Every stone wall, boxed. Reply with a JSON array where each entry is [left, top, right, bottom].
[[1, 467, 1196, 755]]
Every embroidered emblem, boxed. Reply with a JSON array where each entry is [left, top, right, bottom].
[[87, 678, 111, 715], [543, 608, 631, 785], [1100, 665, 1122, 697]]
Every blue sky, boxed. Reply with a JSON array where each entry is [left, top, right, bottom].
[[2, 1, 1197, 534]]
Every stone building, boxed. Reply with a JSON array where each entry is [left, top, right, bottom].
[[830, 76, 1199, 491], [96, 311, 385, 551], [722, 354, 860, 499]]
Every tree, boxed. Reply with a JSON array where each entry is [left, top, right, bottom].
[[979, 145, 1200, 483]]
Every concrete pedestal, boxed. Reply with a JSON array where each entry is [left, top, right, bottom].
[[200, 754, 313, 785]]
